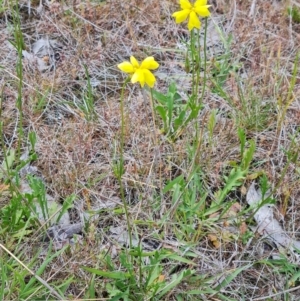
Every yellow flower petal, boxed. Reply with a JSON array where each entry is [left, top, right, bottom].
[[118, 61, 134, 74], [130, 56, 139, 68], [172, 9, 191, 23], [188, 11, 201, 31], [131, 69, 145, 87], [194, 0, 208, 5], [179, 0, 192, 10], [194, 5, 211, 17], [143, 69, 156, 88], [140, 57, 159, 70], [119, 54, 159, 88]]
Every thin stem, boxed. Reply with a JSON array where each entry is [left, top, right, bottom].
[[0, 121, 12, 187], [189, 29, 199, 147], [12, 0, 25, 161], [192, 19, 208, 177], [194, 28, 201, 99], [149, 88, 158, 146], [119, 77, 132, 249], [200, 18, 208, 104], [142, 87, 163, 203], [190, 29, 196, 96], [138, 242, 143, 292], [150, 88, 162, 193]]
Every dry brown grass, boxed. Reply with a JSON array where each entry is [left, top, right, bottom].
[[1, 0, 300, 300]]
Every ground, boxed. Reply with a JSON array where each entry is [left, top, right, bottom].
[[1, 0, 300, 300]]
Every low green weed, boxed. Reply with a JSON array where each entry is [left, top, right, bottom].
[[153, 82, 202, 140], [0, 242, 69, 300], [210, 30, 238, 90], [80, 65, 97, 121], [276, 51, 299, 133], [83, 247, 194, 301], [288, 6, 300, 23]]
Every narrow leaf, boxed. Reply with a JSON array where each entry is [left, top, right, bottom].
[[81, 267, 130, 280]]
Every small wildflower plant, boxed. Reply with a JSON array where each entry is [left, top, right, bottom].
[[116, 0, 211, 254], [153, 0, 211, 139], [117, 1, 211, 141], [116, 55, 160, 252]]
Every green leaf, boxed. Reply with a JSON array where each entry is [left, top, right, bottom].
[[145, 264, 161, 287], [88, 274, 96, 298], [237, 128, 246, 157], [208, 109, 217, 137], [218, 168, 246, 203], [156, 106, 167, 126], [187, 288, 217, 294], [288, 6, 300, 23], [163, 175, 184, 193], [168, 82, 177, 95], [152, 89, 168, 104], [22, 243, 67, 298], [241, 140, 255, 171], [156, 269, 192, 298], [215, 264, 251, 291], [81, 267, 130, 280], [183, 104, 201, 126], [56, 194, 75, 223], [0, 149, 15, 179], [216, 294, 239, 301], [57, 276, 73, 293], [167, 95, 174, 128], [174, 110, 186, 130], [173, 92, 182, 102], [161, 253, 196, 265]]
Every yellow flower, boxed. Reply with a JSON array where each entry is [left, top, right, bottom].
[[172, 0, 211, 31], [118, 56, 159, 88]]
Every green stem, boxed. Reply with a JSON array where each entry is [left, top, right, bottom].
[[119, 77, 132, 249], [149, 87, 163, 193], [0, 122, 10, 182], [191, 19, 209, 179], [194, 28, 201, 99], [149, 88, 158, 145], [190, 29, 196, 96], [200, 18, 208, 104], [12, 1, 25, 161], [189, 29, 199, 148]]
